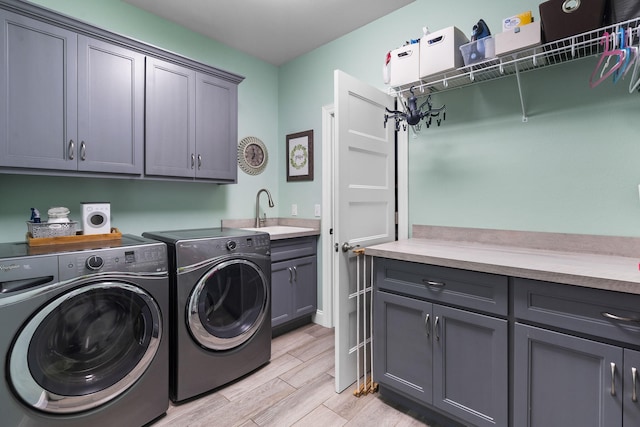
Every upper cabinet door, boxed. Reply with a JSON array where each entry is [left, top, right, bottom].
[[195, 72, 237, 182], [145, 57, 196, 178], [0, 10, 77, 170], [77, 36, 144, 174]]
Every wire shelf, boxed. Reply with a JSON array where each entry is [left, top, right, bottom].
[[390, 16, 640, 98]]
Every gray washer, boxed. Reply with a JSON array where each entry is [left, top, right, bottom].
[[0, 235, 169, 427], [143, 227, 271, 402]]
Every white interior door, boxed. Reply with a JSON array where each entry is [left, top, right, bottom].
[[333, 70, 396, 393]]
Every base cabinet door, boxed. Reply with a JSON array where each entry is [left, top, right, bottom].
[[433, 305, 508, 427], [514, 323, 623, 427], [373, 290, 433, 404], [624, 349, 640, 426], [271, 260, 295, 326]]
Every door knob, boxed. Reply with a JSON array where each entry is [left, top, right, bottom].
[[341, 242, 360, 252]]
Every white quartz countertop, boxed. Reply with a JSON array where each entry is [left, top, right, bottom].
[[366, 229, 640, 295]]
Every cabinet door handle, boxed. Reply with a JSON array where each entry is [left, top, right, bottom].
[[288, 267, 293, 283], [611, 362, 617, 396], [424, 313, 430, 338], [292, 266, 297, 281], [80, 141, 86, 161], [68, 139, 75, 160], [601, 311, 640, 323], [191, 154, 195, 169], [633, 367, 638, 402], [197, 154, 202, 169], [422, 279, 445, 288], [435, 316, 440, 341]]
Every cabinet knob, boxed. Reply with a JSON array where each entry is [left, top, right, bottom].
[[424, 313, 430, 338], [68, 139, 75, 160], [191, 154, 195, 169], [197, 154, 202, 169], [80, 141, 86, 161], [632, 367, 638, 402], [611, 362, 617, 396]]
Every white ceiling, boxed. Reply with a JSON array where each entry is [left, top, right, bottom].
[[123, 0, 415, 66]]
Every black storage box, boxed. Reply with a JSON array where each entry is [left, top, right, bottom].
[[539, 0, 607, 43], [605, 0, 640, 25]]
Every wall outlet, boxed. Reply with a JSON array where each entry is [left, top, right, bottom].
[[314, 204, 321, 217], [291, 204, 298, 216]]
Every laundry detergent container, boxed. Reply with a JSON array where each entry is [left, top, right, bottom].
[[419, 27, 468, 79], [539, 0, 606, 43]]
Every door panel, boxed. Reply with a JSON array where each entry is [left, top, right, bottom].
[[0, 11, 77, 170], [334, 70, 395, 393], [514, 323, 622, 427], [433, 305, 508, 427], [624, 349, 640, 426], [78, 36, 144, 174], [145, 57, 195, 177]]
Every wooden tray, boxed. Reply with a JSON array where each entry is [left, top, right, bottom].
[[27, 228, 122, 247]]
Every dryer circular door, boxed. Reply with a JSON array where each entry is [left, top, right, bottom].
[[8, 282, 162, 414], [187, 258, 269, 351]]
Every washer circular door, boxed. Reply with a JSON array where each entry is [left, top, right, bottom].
[[9, 282, 162, 414], [188, 258, 269, 351]]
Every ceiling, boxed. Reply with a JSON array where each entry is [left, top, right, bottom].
[[123, 0, 415, 66]]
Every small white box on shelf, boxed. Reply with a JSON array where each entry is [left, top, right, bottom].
[[460, 36, 496, 66], [388, 43, 420, 88], [495, 21, 541, 57], [419, 26, 468, 79]]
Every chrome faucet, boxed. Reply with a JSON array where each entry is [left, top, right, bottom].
[[255, 188, 275, 228]]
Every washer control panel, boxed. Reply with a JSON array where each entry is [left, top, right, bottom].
[[58, 244, 168, 280]]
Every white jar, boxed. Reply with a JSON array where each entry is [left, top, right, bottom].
[[47, 207, 70, 223]]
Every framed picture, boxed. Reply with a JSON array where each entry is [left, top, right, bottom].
[[286, 130, 314, 182]]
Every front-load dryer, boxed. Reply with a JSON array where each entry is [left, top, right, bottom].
[[142, 227, 271, 402], [0, 235, 169, 427]]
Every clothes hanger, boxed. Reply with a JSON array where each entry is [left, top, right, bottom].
[[613, 27, 632, 83], [590, 31, 626, 88], [629, 26, 640, 93]]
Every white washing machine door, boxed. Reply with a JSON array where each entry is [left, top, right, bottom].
[[187, 258, 269, 351], [9, 282, 162, 414]]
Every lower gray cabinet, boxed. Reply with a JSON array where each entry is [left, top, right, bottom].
[[373, 259, 508, 427], [514, 278, 640, 427], [270, 237, 317, 328]]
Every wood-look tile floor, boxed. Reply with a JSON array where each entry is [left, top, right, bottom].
[[151, 323, 440, 426]]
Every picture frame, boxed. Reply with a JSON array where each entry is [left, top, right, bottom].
[[286, 130, 314, 182]]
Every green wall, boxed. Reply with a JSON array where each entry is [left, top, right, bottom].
[[279, 0, 640, 237]]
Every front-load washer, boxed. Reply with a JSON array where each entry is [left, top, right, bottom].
[[0, 235, 169, 427], [142, 227, 271, 402]]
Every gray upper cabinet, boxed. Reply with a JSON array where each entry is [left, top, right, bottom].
[[77, 36, 144, 174], [0, 10, 143, 175], [0, 0, 242, 181], [0, 10, 77, 171], [145, 57, 238, 182]]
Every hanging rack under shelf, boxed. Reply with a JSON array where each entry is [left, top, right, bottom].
[[388, 16, 640, 122]]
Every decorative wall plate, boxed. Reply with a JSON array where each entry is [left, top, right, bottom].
[[238, 136, 268, 175]]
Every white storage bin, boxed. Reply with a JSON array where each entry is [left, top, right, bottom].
[[460, 36, 496, 66], [388, 43, 420, 87], [495, 22, 541, 57], [419, 27, 468, 79]]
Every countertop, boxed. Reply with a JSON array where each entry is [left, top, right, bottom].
[[365, 226, 640, 295]]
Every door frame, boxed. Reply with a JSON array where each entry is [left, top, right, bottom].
[[318, 100, 408, 329]]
